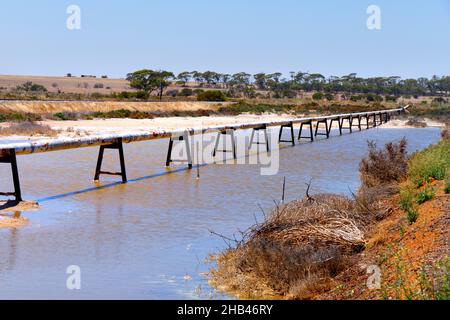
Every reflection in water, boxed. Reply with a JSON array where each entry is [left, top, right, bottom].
[[0, 128, 442, 299]]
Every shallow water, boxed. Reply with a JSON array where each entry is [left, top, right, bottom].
[[0, 127, 441, 299]]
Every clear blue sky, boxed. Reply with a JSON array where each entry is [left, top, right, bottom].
[[0, 0, 449, 79]]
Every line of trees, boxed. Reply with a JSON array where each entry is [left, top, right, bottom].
[[127, 69, 450, 100]]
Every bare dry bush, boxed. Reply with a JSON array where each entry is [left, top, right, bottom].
[[0, 121, 58, 137], [210, 194, 367, 299], [359, 138, 408, 188]]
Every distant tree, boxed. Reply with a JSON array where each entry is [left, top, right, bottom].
[[16, 81, 47, 92], [177, 71, 191, 87], [254, 73, 268, 90], [126, 69, 174, 100], [221, 74, 231, 89]]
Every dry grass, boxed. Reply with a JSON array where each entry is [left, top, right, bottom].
[[0, 121, 58, 137], [210, 194, 379, 299], [359, 138, 409, 188], [210, 140, 412, 300]]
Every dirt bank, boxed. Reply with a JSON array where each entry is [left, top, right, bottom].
[[0, 100, 230, 114]]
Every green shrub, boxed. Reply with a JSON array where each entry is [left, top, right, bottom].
[[399, 185, 419, 224], [197, 90, 227, 102], [416, 185, 435, 205], [0, 112, 42, 122], [350, 95, 363, 102], [53, 112, 78, 121], [324, 93, 334, 101], [135, 91, 149, 100], [365, 93, 383, 103], [445, 179, 450, 194], [408, 140, 450, 186], [399, 186, 415, 212], [179, 88, 193, 97], [385, 95, 398, 102], [312, 92, 324, 100], [406, 207, 419, 224]]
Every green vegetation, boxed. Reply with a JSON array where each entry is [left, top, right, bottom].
[[171, 71, 450, 98], [16, 81, 47, 92], [399, 186, 415, 212], [89, 109, 155, 120], [312, 92, 324, 100], [197, 90, 227, 102], [416, 185, 435, 205], [397, 133, 450, 224], [408, 139, 450, 187], [0, 112, 42, 122], [126, 69, 175, 100], [53, 112, 78, 121]]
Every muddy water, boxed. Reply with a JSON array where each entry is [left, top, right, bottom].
[[0, 127, 441, 299]]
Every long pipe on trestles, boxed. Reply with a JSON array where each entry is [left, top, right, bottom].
[[0, 106, 408, 156]]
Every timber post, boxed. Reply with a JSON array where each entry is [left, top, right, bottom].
[[314, 119, 330, 138], [249, 125, 270, 152], [166, 132, 193, 169], [213, 129, 237, 160], [278, 122, 296, 146], [340, 115, 353, 133], [0, 149, 22, 202], [328, 117, 342, 136], [94, 138, 127, 183], [298, 120, 314, 142]]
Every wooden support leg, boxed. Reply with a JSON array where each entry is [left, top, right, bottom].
[[328, 118, 341, 136], [0, 149, 23, 202], [341, 116, 352, 133], [298, 121, 314, 142], [315, 120, 330, 138], [249, 126, 270, 152], [351, 116, 362, 131], [279, 123, 295, 146], [213, 130, 237, 160], [94, 138, 127, 183], [166, 134, 193, 169]]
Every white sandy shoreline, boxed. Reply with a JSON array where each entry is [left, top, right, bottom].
[[0, 115, 446, 143]]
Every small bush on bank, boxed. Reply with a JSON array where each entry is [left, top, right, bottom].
[[416, 185, 435, 205], [406, 207, 419, 225], [312, 92, 324, 100], [408, 139, 450, 187], [445, 180, 450, 194], [53, 112, 79, 121], [399, 185, 415, 212], [359, 138, 409, 188], [0, 112, 42, 122], [178, 88, 193, 97], [197, 90, 227, 102], [324, 93, 334, 101]]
